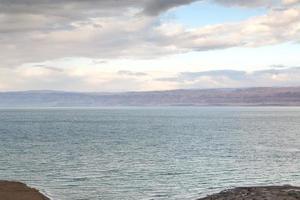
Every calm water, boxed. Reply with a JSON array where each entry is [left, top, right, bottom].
[[0, 107, 299, 200]]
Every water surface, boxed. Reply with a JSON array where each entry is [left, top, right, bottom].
[[0, 107, 299, 199]]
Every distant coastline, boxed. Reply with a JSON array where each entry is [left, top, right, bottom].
[[1, 87, 300, 107]]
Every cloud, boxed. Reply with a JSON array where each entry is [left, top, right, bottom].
[[0, 0, 300, 74], [0, 64, 164, 92], [0, 66, 84, 91], [0, 0, 201, 41], [180, 70, 247, 81], [212, 0, 300, 8], [158, 6, 300, 50], [213, 0, 277, 8], [2, 64, 300, 92], [270, 64, 290, 69], [282, 0, 300, 5], [0, 0, 200, 24], [118, 70, 148, 77], [157, 67, 300, 89], [2, 5, 300, 68], [31, 64, 64, 72], [142, 0, 199, 15]]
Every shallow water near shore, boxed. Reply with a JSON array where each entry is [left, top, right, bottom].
[[0, 107, 299, 200]]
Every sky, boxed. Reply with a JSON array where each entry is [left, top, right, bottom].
[[1, 0, 300, 92]]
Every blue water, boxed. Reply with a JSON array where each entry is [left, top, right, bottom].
[[0, 107, 299, 200]]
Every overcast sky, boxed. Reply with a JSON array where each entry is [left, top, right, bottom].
[[1, 0, 300, 91]]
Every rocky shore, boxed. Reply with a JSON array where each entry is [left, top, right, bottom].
[[0, 181, 49, 200], [1, 181, 300, 200], [198, 185, 300, 200]]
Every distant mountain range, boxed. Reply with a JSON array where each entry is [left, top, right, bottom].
[[1, 87, 300, 107]]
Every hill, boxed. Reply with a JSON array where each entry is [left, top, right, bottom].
[[1, 87, 300, 107]]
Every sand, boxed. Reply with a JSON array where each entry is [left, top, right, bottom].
[[197, 185, 300, 200], [0, 181, 49, 200]]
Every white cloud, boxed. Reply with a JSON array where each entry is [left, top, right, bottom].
[[2, 6, 300, 69], [213, 0, 277, 8], [164, 7, 300, 49], [2, 64, 300, 91], [282, 0, 300, 5], [157, 67, 300, 89], [1, 0, 300, 91]]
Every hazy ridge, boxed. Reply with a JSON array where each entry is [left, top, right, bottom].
[[1, 87, 300, 107]]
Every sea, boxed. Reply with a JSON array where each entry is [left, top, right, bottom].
[[0, 107, 299, 200]]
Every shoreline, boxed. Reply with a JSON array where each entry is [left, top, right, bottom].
[[1, 181, 300, 200], [198, 185, 300, 200], [0, 181, 50, 200]]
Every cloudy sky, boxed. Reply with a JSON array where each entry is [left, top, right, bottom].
[[1, 0, 300, 91]]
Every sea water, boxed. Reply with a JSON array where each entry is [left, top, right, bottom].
[[0, 107, 299, 200]]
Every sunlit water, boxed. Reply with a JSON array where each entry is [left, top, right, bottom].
[[0, 107, 299, 200]]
